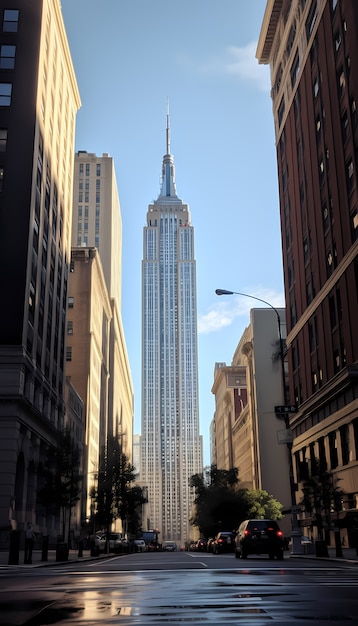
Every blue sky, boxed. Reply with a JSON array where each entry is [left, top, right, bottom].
[[61, 1, 284, 466]]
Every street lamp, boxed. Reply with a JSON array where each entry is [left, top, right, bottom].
[[215, 288, 303, 554]]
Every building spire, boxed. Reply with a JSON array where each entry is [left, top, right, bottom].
[[156, 101, 178, 201], [166, 98, 171, 155]]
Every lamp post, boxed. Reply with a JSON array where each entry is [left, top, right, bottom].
[[215, 288, 303, 554]]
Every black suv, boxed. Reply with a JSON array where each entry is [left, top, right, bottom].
[[234, 519, 284, 560]]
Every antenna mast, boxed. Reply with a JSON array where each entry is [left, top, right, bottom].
[[166, 98, 171, 155]]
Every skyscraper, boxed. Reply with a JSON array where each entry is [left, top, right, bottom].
[[141, 111, 202, 544]]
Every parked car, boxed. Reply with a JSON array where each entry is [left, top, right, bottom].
[[288, 535, 315, 554], [212, 531, 235, 554], [234, 519, 285, 560], [88, 534, 106, 553], [206, 538, 214, 552], [133, 539, 147, 552], [196, 539, 207, 552], [107, 533, 122, 553], [163, 541, 177, 551]]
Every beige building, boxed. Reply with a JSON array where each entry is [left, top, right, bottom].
[[65, 248, 112, 516], [0, 0, 80, 546], [211, 363, 247, 474], [71, 152, 133, 460], [212, 308, 292, 534]]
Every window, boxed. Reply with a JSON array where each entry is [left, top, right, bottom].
[[351, 209, 358, 242], [0, 83, 12, 106], [316, 115, 321, 134], [306, 1, 317, 40], [329, 296, 337, 328], [286, 24, 296, 57], [0, 167, 4, 191], [66, 346, 72, 361], [3, 9, 19, 32], [67, 321, 73, 335], [338, 68, 345, 97], [329, 431, 338, 469], [278, 96, 285, 126], [334, 31, 341, 52], [0, 129, 7, 152], [340, 425, 350, 465], [0, 45, 15, 69], [318, 437, 327, 471], [313, 77, 319, 98], [85, 163, 90, 176], [96, 163, 101, 176], [346, 158, 354, 193], [290, 50, 300, 88], [68, 296, 74, 308], [341, 111, 349, 143]]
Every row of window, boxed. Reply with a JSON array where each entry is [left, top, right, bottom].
[[79, 162, 101, 177], [295, 418, 358, 486]]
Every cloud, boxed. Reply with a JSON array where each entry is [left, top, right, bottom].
[[198, 287, 285, 335], [224, 42, 271, 92], [181, 41, 271, 93]]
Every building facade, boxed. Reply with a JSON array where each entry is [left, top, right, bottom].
[[141, 113, 202, 544], [211, 362, 247, 473], [257, 0, 358, 542], [211, 308, 292, 535], [0, 0, 80, 545], [71, 152, 134, 460], [65, 247, 112, 519]]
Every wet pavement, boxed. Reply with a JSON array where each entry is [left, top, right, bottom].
[[1, 547, 357, 625], [1, 552, 358, 625]]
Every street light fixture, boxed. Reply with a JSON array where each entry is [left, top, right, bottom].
[[215, 288, 303, 554]]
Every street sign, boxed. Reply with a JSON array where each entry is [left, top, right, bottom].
[[274, 405, 298, 414], [277, 429, 293, 444]]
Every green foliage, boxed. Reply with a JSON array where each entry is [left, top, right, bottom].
[[91, 434, 142, 535], [243, 489, 283, 520], [189, 465, 284, 539]]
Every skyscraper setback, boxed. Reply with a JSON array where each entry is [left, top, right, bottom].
[[141, 112, 202, 544]]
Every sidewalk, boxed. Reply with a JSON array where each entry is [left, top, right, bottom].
[[0, 547, 118, 567], [289, 546, 358, 564]]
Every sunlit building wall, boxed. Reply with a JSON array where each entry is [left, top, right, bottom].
[[71, 152, 134, 460], [65, 248, 112, 518], [0, 0, 80, 544]]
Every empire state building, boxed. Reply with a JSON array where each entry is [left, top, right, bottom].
[[141, 111, 202, 544]]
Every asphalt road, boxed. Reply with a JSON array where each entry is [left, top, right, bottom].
[[1, 551, 357, 625]]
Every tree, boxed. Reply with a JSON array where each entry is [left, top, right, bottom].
[[189, 465, 284, 540], [299, 460, 345, 540], [37, 427, 82, 543], [91, 434, 140, 543], [244, 489, 283, 520]]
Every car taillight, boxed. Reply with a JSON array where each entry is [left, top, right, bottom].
[[244, 529, 251, 537], [276, 530, 283, 537], [218, 538, 224, 543]]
